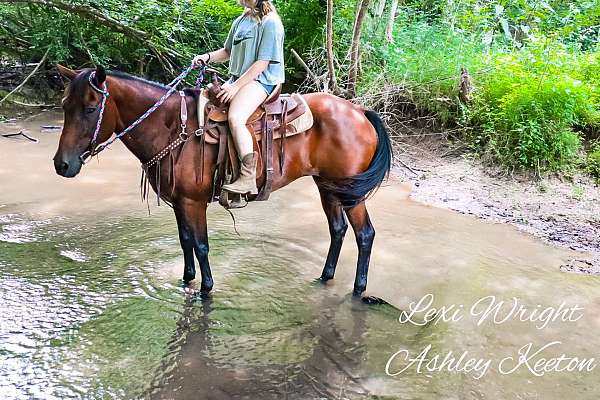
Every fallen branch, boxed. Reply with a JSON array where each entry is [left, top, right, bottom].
[[0, 47, 49, 107], [10, 99, 55, 108], [2, 130, 39, 142], [397, 157, 418, 175], [291, 48, 320, 86]]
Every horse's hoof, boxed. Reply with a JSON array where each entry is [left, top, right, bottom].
[[199, 290, 212, 300], [318, 275, 333, 284], [200, 282, 213, 296]]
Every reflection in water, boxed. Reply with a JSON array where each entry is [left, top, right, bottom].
[[150, 293, 378, 400], [1, 111, 600, 399]]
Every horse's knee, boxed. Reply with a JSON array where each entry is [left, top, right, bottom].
[[356, 225, 375, 248], [194, 241, 209, 258], [330, 220, 348, 240]]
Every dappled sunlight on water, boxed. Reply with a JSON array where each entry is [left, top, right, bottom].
[[1, 111, 600, 399]]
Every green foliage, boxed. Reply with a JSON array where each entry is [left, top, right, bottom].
[[468, 45, 598, 170], [356, 1, 600, 172]]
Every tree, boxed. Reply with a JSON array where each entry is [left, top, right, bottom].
[[347, 0, 371, 95]]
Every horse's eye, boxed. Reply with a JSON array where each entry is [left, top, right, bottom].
[[85, 107, 97, 114]]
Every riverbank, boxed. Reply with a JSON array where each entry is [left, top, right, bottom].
[[392, 135, 600, 274]]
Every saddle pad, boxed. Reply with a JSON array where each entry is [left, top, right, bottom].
[[288, 95, 313, 134]]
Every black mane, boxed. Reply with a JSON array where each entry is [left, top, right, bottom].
[[68, 68, 199, 100], [108, 70, 199, 99], [107, 70, 169, 90]]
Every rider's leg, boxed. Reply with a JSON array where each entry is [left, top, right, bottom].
[[222, 80, 268, 195]]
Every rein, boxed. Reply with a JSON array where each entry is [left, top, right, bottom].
[[80, 63, 206, 164]]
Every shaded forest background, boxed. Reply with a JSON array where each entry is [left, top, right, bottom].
[[1, 0, 599, 176]]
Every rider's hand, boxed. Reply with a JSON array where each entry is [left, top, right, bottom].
[[193, 54, 209, 68], [217, 82, 240, 104]]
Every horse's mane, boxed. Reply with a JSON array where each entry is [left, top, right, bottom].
[[108, 70, 169, 90], [107, 70, 199, 98]]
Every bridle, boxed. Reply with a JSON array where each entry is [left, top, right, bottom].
[[79, 63, 206, 164]]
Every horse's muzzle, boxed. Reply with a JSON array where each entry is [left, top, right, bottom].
[[53, 155, 82, 178]]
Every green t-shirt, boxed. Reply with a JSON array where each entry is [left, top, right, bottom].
[[224, 12, 285, 86]]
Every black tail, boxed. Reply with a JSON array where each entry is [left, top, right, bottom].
[[319, 110, 393, 208]]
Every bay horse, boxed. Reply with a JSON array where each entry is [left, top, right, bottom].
[[53, 65, 392, 299]]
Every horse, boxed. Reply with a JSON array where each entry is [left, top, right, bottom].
[[53, 65, 392, 300]]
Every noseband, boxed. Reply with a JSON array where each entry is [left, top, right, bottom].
[[80, 63, 203, 164]]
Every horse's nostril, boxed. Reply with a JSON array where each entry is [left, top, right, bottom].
[[57, 161, 69, 174]]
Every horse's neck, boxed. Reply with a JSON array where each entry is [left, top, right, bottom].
[[111, 78, 178, 163]]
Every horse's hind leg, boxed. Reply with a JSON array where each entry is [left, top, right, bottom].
[[316, 182, 348, 282], [345, 202, 375, 296]]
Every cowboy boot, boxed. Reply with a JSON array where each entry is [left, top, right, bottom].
[[222, 152, 258, 195]]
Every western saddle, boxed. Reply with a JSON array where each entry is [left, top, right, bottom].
[[197, 73, 313, 208]]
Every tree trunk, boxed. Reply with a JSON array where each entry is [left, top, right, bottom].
[[326, 0, 337, 93], [347, 0, 371, 96], [386, 0, 399, 42], [376, 0, 386, 17]]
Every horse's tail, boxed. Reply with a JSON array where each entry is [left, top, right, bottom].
[[319, 110, 393, 208]]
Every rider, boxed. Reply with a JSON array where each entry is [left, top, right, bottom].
[[193, 0, 285, 195]]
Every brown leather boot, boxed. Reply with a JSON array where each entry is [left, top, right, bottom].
[[222, 152, 258, 195]]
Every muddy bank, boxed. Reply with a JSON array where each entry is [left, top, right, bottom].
[[393, 136, 600, 274]]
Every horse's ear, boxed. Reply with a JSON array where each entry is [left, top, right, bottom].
[[95, 65, 106, 85], [56, 64, 79, 81]]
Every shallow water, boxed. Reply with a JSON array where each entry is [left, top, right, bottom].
[[1, 111, 599, 399]]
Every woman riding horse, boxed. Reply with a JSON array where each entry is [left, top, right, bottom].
[[193, 0, 284, 195]]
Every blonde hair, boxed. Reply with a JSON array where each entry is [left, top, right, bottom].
[[238, 0, 276, 20]]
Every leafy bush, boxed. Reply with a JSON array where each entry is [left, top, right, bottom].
[[469, 45, 598, 170], [356, 6, 600, 172]]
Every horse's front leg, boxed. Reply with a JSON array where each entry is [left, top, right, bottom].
[[174, 208, 196, 284], [174, 199, 213, 294]]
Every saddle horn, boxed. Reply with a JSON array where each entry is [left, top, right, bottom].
[[207, 72, 224, 108]]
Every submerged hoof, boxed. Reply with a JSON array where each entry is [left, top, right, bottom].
[[198, 290, 212, 301], [318, 275, 334, 283], [360, 295, 388, 305]]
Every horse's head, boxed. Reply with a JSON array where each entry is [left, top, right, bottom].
[[54, 65, 118, 177]]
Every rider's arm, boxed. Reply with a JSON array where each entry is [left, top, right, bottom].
[[193, 48, 230, 66], [233, 60, 269, 88], [208, 48, 231, 63]]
